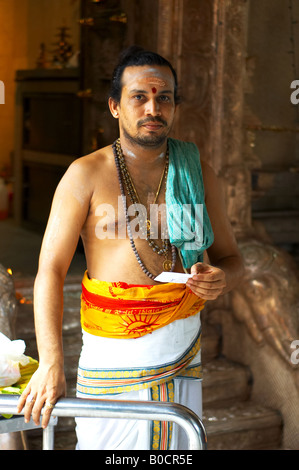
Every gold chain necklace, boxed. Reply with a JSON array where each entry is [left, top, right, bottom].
[[113, 139, 177, 276], [115, 138, 170, 255]]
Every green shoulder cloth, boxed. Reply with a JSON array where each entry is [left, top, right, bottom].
[[166, 138, 214, 269]]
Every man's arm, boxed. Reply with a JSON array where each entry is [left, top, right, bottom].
[[186, 161, 244, 299], [17, 159, 92, 428]]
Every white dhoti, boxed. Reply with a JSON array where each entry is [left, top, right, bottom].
[[75, 312, 202, 450]]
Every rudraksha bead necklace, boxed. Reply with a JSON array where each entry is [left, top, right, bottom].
[[112, 139, 177, 280]]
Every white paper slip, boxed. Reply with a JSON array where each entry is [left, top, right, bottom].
[[154, 272, 193, 284]]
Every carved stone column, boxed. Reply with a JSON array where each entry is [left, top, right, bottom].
[[157, 0, 216, 162], [157, 0, 252, 237], [217, 0, 252, 238]]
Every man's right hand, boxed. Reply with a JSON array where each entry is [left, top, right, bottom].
[[17, 363, 66, 429]]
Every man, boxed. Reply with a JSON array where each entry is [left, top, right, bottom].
[[17, 46, 244, 450]]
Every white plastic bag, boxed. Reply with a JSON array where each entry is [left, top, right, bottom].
[[0, 332, 29, 387]]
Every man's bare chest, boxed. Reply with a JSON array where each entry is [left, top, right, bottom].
[[88, 187, 167, 242]]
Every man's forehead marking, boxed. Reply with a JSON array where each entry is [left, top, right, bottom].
[[142, 76, 166, 87], [127, 76, 167, 89], [123, 67, 171, 89]]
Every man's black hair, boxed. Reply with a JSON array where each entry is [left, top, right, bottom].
[[109, 45, 180, 104]]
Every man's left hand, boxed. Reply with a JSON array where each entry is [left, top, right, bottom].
[[186, 262, 226, 300]]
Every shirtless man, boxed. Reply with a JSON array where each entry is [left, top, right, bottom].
[[17, 47, 244, 449]]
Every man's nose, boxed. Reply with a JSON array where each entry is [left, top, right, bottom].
[[145, 98, 161, 116]]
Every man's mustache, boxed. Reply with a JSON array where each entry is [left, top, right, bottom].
[[137, 117, 168, 127]]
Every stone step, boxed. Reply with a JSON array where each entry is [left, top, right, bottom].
[[202, 358, 252, 408], [203, 402, 283, 450], [201, 323, 221, 364]]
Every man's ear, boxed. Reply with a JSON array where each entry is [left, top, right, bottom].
[[108, 97, 120, 119]]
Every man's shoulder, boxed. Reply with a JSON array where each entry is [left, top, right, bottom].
[[75, 145, 111, 167], [55, 145, 114, 204], [66, 145, 112, 177]]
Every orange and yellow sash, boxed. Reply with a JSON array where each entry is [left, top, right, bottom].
[[80, 271, 205, 339]]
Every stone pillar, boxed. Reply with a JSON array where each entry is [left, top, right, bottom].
[[157, 0, 252, 238]]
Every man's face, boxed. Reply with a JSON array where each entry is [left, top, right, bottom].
[[110, 65, 177, 148]]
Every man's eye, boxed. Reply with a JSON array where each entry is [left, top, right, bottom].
[[158, 95, 171, 102]]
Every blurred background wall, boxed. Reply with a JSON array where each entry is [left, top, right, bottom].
[[0, 0, 80, 175]]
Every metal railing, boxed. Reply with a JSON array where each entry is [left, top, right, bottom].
[[0, 395, 207, 450]]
